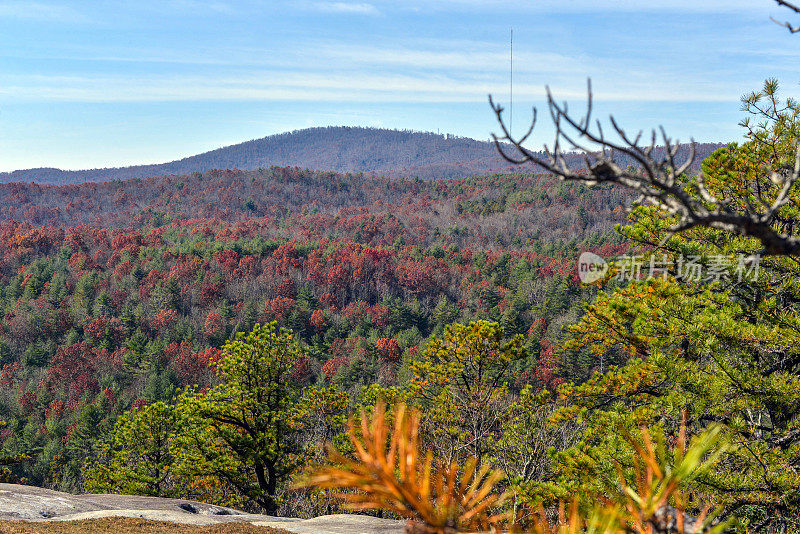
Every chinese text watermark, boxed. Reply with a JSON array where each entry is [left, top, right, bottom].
[[578, 252, 761, 284]]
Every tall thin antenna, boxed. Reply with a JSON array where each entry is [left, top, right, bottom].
[[510, 27, 513, 134]]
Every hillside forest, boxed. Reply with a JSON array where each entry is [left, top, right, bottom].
[[0, 163, 629, 491], [0, 80, 798, 534]]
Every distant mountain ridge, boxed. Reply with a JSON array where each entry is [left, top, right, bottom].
[[0, 126, 724, 185]]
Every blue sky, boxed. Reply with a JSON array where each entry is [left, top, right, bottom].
[[0, 0, 798, 171]]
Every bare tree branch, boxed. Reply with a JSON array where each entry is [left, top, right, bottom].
[[489, 80, 800, 256], [773, 0, 800, 33]]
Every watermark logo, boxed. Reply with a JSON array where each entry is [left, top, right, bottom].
[[578, 251, 609, 284], [578, 252, 761, 284]]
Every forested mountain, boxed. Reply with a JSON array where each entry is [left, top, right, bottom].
[[0, 126, 723, 185]]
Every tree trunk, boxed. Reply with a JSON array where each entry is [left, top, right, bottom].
[[254, 462, 278, 515]]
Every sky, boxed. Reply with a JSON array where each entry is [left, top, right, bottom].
[[1, 0, 799, 172]]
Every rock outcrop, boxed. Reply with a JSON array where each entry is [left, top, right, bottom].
[[0, 484, 404, 534]]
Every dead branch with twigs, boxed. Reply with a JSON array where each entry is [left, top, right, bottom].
[[774, 0, 800, 33], [489, 80, 800, 256]]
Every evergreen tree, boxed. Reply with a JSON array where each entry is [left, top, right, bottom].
[[174, 322, 308, 514]]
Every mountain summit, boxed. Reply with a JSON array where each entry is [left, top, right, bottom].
[[0, 127, 514, 184]]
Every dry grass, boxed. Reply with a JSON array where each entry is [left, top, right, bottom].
[[0, 517, 292, 534]]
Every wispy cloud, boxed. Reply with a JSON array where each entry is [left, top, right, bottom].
[[0, 1, 89, 22], [0, 39, 579, 74], [171, 0, 233, 13], [392, 0, 763, 13], [317, 43, 586, 73], [0, 69, 743, 104], [311, 2, 380, 15]]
